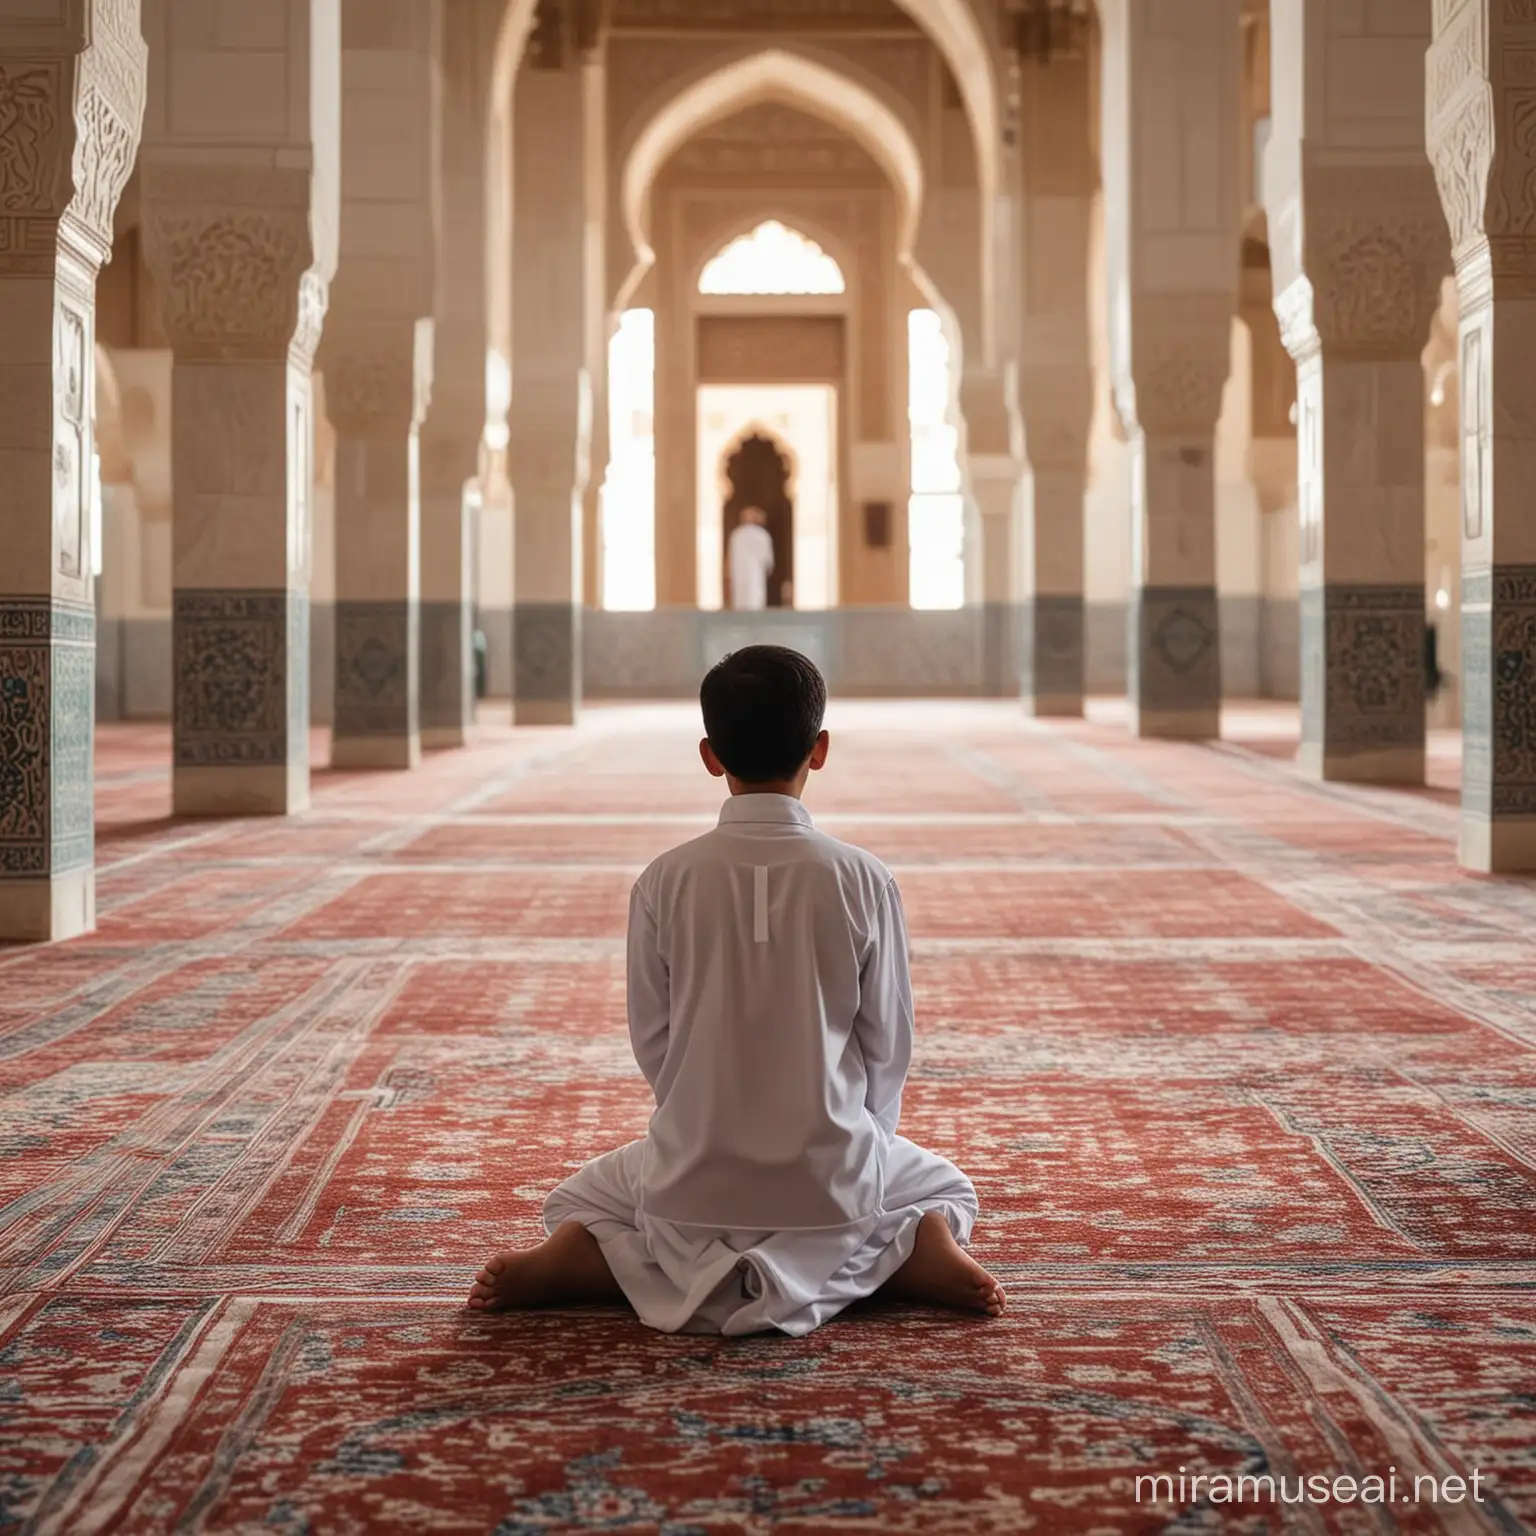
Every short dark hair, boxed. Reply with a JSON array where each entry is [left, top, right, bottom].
[[700, 645, 827, 783]]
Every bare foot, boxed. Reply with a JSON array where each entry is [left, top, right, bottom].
[[878, 1211, 1006, 1317], [466, 1221, 626, 1313]]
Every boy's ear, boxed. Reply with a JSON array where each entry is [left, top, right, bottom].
[[807, 729, 830, 772], [699, 737, 727, 778]]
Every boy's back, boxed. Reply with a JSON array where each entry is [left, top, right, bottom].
[[629, 794, 912, 1233], [469, 645, 1000, 1336]]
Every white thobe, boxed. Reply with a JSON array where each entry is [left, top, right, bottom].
[[727, 521, 775, 611], [544, 793, 979, 1335]]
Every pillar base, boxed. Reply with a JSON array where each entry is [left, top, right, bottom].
[[1129, 586, 1221, 741], [1299, 741, 1425, 785], [1131, 705, 1221, 741], [331, 735, 422, 771], [1024, 692, 1085, 719], [0, 870, 95, 944], [513, 700, 577, 727], [420, 598, 473, 750], [1460, 816, 1536, 875], [1299, 584, 1425, 787], [980, 602, 1020, 698], [512, 602, 580, 729], [1020, 595, 1085, 714], [174, 764, 309, 818]]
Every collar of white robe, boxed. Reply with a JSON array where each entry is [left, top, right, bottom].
[[717, 794, 814, 828]]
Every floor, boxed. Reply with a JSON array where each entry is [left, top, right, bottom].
[[3, 702, 1534, 1533]]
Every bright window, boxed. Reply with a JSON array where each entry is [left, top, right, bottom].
[[907, 309, 964, 610], [699, 220, 846, 296], [600, 308, 656, 611]]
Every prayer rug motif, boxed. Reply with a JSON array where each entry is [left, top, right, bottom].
[[2, 705, 1534, 1532]]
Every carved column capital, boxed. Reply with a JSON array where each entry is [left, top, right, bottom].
[[140, 167, 329, 367], [1017, 365, 1093, 473], [1120, 294, 1233, 438], [0, 0, 146, 280], [1427, 0, 1536, 298], [319, 318, 435, 436], [1273, 165, 1450, 363]]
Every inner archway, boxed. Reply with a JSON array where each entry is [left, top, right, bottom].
[[724, 431, 793, 609]]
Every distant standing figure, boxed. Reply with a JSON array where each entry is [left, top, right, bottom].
[[728, 507, 775, 611]]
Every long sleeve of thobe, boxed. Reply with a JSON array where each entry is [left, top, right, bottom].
[[627, 883, 670, 1092], [853, 879, 914, 1137]]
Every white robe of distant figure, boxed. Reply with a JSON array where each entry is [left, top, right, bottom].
[[543, 794, 979, 1336], [727, 512, 775, 611]]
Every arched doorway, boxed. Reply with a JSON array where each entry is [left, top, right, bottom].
[[723, 431, 793, 608]]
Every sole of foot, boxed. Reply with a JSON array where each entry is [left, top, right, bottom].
[[466, 1222, 623, 1313], [885, 1211, 1006, 1317]]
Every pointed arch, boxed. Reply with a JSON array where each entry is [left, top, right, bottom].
[[620, 49, 925, 300]]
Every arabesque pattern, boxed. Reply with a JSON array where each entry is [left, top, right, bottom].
[[2, 703, 1534, 1531]]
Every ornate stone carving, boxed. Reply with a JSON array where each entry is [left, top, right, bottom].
[[667, 102, 882, 181], [0, 62, 66, 217], [335, 601, 416, 737], [0, 592, 93, 878], [1132, 586, 1221, 714], [49, 602, 95, 877], [144, 204, 319, 362], [1271, 272, 1317, 361], [1129, 333, 1231, 437], [1308, 585, 1426, 751], [173, 591, 294, 767], [1292, 169, 1450, 358], [0, 601, 93, 881], [0, 602, 53, 879], [68, 76, 140, 256], [0, 0, 145, 276], [321, 327, 430, 434], [1491, 565, 1536, 814], [1429, 81, 1496, 256]]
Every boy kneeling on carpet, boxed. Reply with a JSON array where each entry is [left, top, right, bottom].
[[468, 645, 1003, 1335]]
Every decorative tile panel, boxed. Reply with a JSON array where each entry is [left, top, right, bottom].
[[335, 601, 416, 739], [173, 590, 292, 767]]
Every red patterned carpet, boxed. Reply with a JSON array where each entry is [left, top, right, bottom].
[[4, 702, 1536, 1533]]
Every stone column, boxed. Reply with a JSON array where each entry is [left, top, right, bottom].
[[580, 27, 609, 615], [0, 2, 145, 942], [1100, 0, 1244, 739], [141, 0, 339, 817], [1265, 0, 1449, 784], [419, 421, 477, 749], [1428, 0, 1536, 872], [322, 323, 432, 769], [1015, 45, 1094, 717], [960, 373, 1025, 697], [318, 0, 439, 771], [419, 0, 498, 750], [509, 0, 591, 727]]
